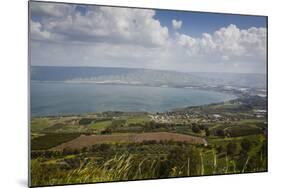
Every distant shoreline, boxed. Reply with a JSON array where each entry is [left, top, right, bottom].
[[31, 94, 240, 119], [30, 80, 266, 118], [31, 65, 267, 75]]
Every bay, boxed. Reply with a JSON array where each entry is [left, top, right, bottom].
[[31, 82, 236, 117]]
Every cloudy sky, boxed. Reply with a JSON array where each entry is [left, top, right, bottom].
[[30, 1, 267, 74]]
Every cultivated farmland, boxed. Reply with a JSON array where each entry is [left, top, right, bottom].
[[52, 132, 207, 150]]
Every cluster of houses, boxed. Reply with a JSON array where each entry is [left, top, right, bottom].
[[149, 111, 228, 124], [253, 109, 267, 118]]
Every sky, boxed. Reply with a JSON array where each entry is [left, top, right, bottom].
[[30, 1, 267, 74]]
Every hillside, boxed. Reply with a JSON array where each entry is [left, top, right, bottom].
[[31, 66, 266, 89]]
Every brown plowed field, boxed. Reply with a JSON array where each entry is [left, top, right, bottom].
[[52, 132, 207, 150]]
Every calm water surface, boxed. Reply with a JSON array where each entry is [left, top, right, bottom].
[[31, 82, 236, 117]]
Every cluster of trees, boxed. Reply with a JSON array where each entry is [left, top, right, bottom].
[[31, 139, 200, 160], [142, 121, 176, 131], [100, 127, 113, 134], [214, 127, 264, 137], [78, 118, 94, 125], [191, 124, 210, 136], [31, 148, 83, 159], [215, 140, 251, 156], [110, 121, 183, 133], [79, 118, 112, 125], [112, 119, 126, 127], [211, 137, 267, 173], [31, 135, 267, 187]]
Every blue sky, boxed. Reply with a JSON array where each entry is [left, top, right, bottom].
[[155, 10, 267, 37], [30, 2, 267, 73], [31, 4, 267, 38]]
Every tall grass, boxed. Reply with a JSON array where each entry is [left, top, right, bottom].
[[31, 142, 267, 186]]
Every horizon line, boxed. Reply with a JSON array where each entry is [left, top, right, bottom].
[[30, 65, 267, 75]]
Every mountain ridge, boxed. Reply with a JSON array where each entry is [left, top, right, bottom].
[[31, 66, 266, 89]]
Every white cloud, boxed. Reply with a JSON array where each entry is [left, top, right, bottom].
[[30, 21, 51, 40], [30, 2, 266, 73], [30, 3, 169, 47], [30, 2, 73, 18], [175, 24, 266, 63], [172, 19, 182, 30], [176, 33, 195, 47]]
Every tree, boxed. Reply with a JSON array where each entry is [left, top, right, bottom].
[[226, 142, 238, 155], [79, 118, 94, 125], [216, 129, 225, 137], [82, 146, 88, 153], [101, 127, 112, 134], [205, 128, 210, 136], [199, 125, 205, 130], [217, 145, 224, 153], [241, 139, 252, 152], [166, 146, 201, 176], [192, 125, 201, 133]]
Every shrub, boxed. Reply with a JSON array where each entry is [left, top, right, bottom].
[[241, 139, 252, 152], [226, 142, 238, 156], [192, 125, 201, 133], [79, 118, 94, 125], [216, 129, 225, 137]]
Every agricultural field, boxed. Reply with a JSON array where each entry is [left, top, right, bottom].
[[52, 132, 207, 150], [89, 120, 112, 131], [30, 95, 267, 186], [31, 133, 81, 150]]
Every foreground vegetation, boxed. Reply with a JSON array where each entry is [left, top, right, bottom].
[[30, 95, 267, 187]]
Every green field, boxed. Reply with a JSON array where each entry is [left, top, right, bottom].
[[30, 96, 267, 186], [31, 133, 81, 150], [31, 118, 52, 132], [90, 120, 112, 130], [127, 115, 151, 124]]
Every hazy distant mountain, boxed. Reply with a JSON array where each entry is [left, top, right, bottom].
[[31, 66, 266, 89]]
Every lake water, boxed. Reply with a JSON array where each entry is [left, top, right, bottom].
[[31, 82, 236, 117]]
